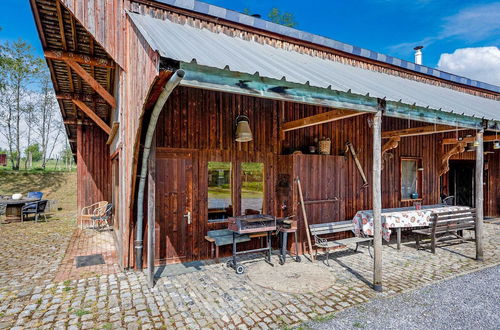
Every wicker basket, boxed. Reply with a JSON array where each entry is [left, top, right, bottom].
[[318, 137, 331, 155]]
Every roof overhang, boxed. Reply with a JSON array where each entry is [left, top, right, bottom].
[[168, 61, 499, 131]]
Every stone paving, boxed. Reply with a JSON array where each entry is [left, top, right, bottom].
[[0, 218, 499, 329], [55, 229, 121, 282]]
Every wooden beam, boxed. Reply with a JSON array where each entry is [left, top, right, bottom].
[[282, 109, 364, 133], [64, 119, 92, 126], [66, 60, 116, 108], [442, 135, 497, 145], [382, 124, 466, 138], [55, 1, 67, 50], [439, 142, 466, 176], [381, 136, 400, 157], [57, 92, 107, 104], [72, 99, 111, 135], [46, 50, 114, 68], [106, 122, 120, 145], [475, 131, 484, 261]]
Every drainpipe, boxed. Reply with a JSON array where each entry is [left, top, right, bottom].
[[135, 69, 185, 271]]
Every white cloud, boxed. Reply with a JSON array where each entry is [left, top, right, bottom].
[[437, 47, 500, 86], [389, 3, 500, 54]]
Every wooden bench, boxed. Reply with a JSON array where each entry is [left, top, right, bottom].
[[413, 209, 476, 253], [309, 220, 373, 265], [205, 229, 251, 263]]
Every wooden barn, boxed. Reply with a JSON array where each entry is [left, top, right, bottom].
[[30, 0, 500, 289]]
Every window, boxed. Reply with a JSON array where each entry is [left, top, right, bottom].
[[401, 158, 422, 200], [241, 162, 264, 215], [208, 162, 232, 222]]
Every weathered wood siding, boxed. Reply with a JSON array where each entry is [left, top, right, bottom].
[[145, 86, 499, 264], [76, 124, 112, 211]]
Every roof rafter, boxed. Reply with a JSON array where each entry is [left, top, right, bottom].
[[442, 135, 498, 145], [282, 109, 365, 134], [382, 124, 468, 138]]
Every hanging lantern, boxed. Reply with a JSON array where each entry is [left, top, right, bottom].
[[494, 141, 500, 150], [235, 115, 253, 142]]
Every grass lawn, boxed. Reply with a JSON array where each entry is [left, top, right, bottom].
[[0, 171, 78, 217], [0, 158, 75, 172]]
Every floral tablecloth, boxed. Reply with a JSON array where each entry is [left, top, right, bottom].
[[352, 205, 471, 241]]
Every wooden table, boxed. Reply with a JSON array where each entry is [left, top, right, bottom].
[[0, 198, 38, 222]]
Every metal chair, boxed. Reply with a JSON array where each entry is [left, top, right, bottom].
[[80, 201, 108, 229], [0, 203, 6, 222], [92, 203, 113, 229], [27, 191, 43, 200], [441, 196, 455, 206], [22, 200, 48, 222]]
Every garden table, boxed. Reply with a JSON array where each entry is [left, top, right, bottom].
[[0, 198, 39, 223], [352, 205, 471, 249]]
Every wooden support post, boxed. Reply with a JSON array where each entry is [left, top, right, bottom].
[[147, 140, 156, 287], [475, 130, 484, 261], [372, 111, 383, 292]]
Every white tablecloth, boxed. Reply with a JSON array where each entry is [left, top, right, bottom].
[[352, 205, 471, 241]]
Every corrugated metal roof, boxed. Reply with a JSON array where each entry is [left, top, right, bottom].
[[128, 12, 500, 122], [149, 0, 500, 94]]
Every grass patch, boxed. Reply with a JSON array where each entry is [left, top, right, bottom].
[[63, 286, 73, 292], [312, 313, 337, 322], [102, 323, 113, 329], [353, 321, 364, 328], [75, 309, 91, 317]]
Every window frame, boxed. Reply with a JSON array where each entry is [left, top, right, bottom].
[[400, 157, 423, 202], [207, 161, 233, 223]]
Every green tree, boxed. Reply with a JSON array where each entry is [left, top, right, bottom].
[[268, 8, 297, 28], [0, 40, 44, 170], [25, 143, 43, 163]]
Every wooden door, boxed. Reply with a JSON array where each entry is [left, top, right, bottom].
[[156, 155, 193, 264]]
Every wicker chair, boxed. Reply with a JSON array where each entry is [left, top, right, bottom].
[[92, 203, 113, 229], [80, 201, 108, 229]]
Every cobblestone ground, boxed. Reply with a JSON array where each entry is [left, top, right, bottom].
[[0, 221, 499, 329]]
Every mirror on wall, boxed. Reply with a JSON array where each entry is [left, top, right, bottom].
[[241, 162, 264, 215], [207, 162, 232, 222]]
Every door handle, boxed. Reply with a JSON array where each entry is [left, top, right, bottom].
[[184, 211, 191, 225]]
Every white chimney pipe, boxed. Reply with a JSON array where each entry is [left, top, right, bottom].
[[414, 46, 423, 65]]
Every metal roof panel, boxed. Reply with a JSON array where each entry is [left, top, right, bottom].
[[128, 12, 500, 122]]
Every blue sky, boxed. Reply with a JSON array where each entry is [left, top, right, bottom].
[[1, 0, 499, 83]]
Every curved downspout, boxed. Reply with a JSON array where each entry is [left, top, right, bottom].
[[135, 69, 185, 271]]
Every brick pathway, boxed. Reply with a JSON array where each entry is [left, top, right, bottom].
[[55, 229, 121, 282], [0, 219, 499, 329]]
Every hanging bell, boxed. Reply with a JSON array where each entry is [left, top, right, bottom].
[[235, 115, 253, 142]]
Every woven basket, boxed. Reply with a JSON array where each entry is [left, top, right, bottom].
[[318, 138, 331, 155]]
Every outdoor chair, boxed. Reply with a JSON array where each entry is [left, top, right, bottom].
[[0, 203, 6, 223], [80, 201, 108, 229], [23, 192, 44, 215], [441, 196, 455, 206], [27, 191, 43, 200], [22, 200, 48, 222], [92, 203, 113, 229]]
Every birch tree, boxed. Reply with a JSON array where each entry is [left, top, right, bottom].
[[36, 70, 60, 169], [0, 40, 43, 170]]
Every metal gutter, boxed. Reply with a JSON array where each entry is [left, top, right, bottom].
[[135, 69, 185, 285], [178, 62, 498, 130]]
